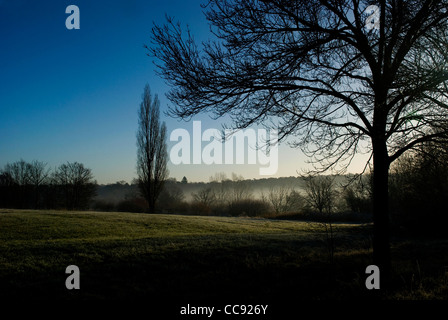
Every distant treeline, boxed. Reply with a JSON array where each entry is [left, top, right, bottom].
[[3, 141, 448, 235], [93, 174, 365, 220], [0, 160, 97, 210], [94, 142, 448, 234]]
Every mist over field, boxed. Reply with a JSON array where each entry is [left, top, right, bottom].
[[94, 176, 311, 204]]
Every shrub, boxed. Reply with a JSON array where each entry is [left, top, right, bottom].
[[189, 201, 212, 216], [227, 199, 271, 217], [92, 200, 115, 212], [116, 197, 147, 213], [389, 144, 448, 234]]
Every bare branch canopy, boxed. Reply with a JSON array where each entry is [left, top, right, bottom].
[[148, 0, 448, 281]]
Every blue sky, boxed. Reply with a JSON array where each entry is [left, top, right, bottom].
[[0, 0, 368, 184]]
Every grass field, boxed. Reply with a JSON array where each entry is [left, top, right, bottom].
[[0, 209, 447, 304]]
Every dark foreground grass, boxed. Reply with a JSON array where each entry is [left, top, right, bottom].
[[0, 209, 447, 305]]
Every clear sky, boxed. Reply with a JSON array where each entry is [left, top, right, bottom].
[[0, 0, 369, 184]]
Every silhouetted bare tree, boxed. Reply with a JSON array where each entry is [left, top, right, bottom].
[[27, 160, 50, 208], [2, 159, 31, 208], [0, 170, 18, 208], [192, 186, 216, 206], [228, 173, 253, 203], [136, 84, 169, 213], [389, 142, 448, 233], [262, 185, 302, 214], [53, 161, 97, 210], [304, 175, 337, 266], [4, 159, 29, 186], [304, 175, 337, 215], [149, 0, 448, 281]]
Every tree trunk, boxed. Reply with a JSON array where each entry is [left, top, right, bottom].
[[372, 138, 391, 285], [149, 192, 156, 213], [146, 181, 154, 213]]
